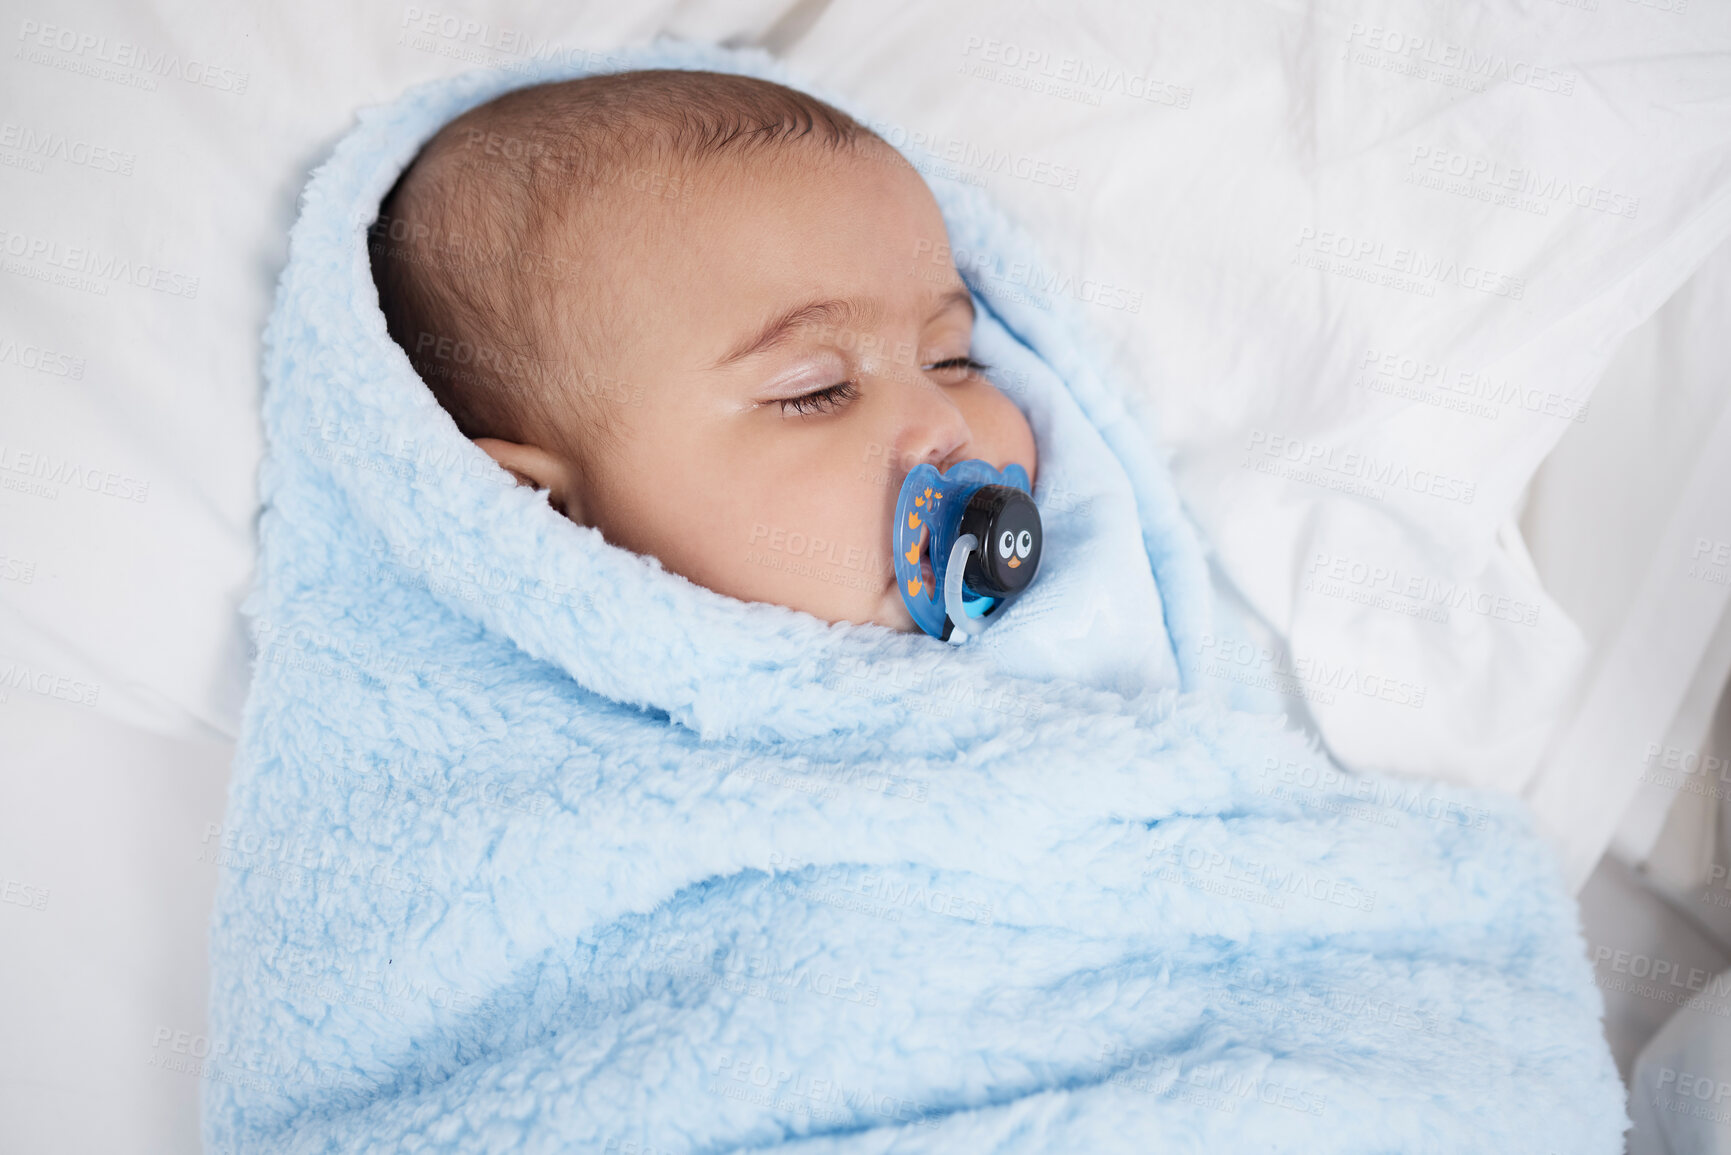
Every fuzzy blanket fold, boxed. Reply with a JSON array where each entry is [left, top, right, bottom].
[[205, 40, 1625, 1155]]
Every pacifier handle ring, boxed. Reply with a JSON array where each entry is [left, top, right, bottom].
[[944, 534, 978, 645]]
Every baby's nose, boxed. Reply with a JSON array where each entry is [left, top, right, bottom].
[[889, 372, 970, 476]]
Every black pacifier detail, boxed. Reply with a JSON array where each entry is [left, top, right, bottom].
[[959, 485, 1042, 600]]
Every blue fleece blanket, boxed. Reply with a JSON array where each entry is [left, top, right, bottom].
[[205, 39, 1625, 1155]]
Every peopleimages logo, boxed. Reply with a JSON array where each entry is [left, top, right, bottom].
[[1305, 549, 1541, 628], [0, 657, 100, 707], [1343, 22, 1577, 96], [957, 35, 1193, 108], [0, 442, 150, 502], [1692, 538, 1730, 588], [0, 334, 85, 379], [1356, 348, 1588, 425], [397, 6, 636, 74], [1195, 631, 1428, 710], [863, 119, 1082, 192], [913, 238, 1144, 314], [0, 121, 135, 176], [1243, 428, 1477, 506], [0, 226, 200, 299], [15, 19, 249, 94], [1406, 145, 1639, 219], [1294, 227, 1525, 299]]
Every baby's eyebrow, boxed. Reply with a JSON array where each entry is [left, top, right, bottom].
[[710, 288, 974, 370], [712, 297, 873, 368], [930, 286, 976, 324]]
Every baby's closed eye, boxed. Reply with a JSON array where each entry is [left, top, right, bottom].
[[924, 356, 990, 377], [779, 379, 860, 417], [777, 358, 990, 417]]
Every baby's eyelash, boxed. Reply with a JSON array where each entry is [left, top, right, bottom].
[[779, 380, 860, 417], [775, 359, 986, 418], [925, 357, 991, 375]]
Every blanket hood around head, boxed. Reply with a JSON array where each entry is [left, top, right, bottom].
[[204, 38, 1625, 1155]]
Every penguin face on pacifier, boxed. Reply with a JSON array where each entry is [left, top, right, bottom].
[[961, 485, 1041, 598], [892, 458, 1043, 644]]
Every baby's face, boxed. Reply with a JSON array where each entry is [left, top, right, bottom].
[[532, 145, 1036, 632]]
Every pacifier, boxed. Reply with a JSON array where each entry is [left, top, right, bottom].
[[893, 458, 1043, 643]]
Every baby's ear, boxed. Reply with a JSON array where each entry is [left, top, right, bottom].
[[473, 438, 586, 524]]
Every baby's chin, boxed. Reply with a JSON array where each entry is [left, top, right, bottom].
[[844, 578, 918, 634], [876, 586, 919, 633]]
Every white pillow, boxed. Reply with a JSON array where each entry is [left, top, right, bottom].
[[0, 0, 799, 740], [777, 0, 1731, 792]]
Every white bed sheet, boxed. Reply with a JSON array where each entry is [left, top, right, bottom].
[[0, 692, 232, 1155], [1521, 236, 1731, 890]]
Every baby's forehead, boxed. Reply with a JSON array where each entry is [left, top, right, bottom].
[[417, 112, 802, 290], [401, 69, 888, 255], [435, 117, 909, 298], [433, 74, 878, 190]]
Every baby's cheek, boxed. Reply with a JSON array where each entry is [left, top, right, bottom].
[[740, 458, 890, 591], [971, 383, 1037, 480]]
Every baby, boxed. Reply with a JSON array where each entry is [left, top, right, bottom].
[[370, 69, 1036, 634]]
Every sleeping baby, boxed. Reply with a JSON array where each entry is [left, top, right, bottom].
[[369, 68, 1038, 636]]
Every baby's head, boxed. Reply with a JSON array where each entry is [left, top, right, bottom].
[[371, 69, 1036, 633]]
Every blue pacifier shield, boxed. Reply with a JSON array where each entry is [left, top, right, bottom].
[[893, 458, 1041, 642]]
